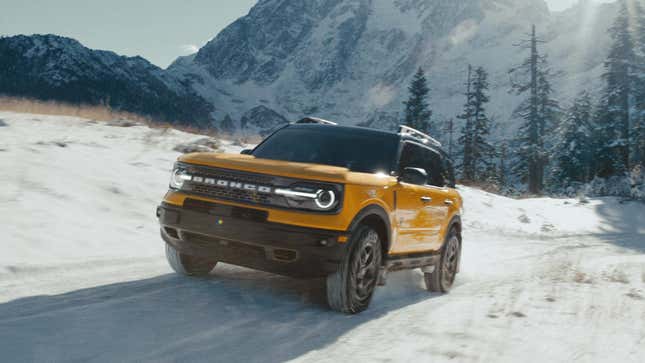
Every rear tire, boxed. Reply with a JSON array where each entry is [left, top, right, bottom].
[[165, 243, 217, 276], [425, 227, 461, 293], [326, 225, 382, 314]]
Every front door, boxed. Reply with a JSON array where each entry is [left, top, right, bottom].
[[393, 181, 437, 254]]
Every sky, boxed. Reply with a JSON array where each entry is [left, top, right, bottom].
[[0, 0, 611, 68]]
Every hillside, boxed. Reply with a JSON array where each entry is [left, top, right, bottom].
[[0, 35, 214, 127], [1, 112, 644, 362]]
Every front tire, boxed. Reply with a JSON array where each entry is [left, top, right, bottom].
[[165, 243, 217, 276], [425, 227, 461, 293], [326, 225, 382, 314]]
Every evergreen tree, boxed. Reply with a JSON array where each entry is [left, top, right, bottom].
[[633, 0, 645, 167], [552, 91, 594, 186], [458, 65, 494, 182], [509, 25, 556, 194], [497, 140, 509, 188], [403, 67, 433, 132], [536, 57, 561, 188], [458, 65, 475, 181], [598, 0, 636, 175], [219, 114, 236, 134]]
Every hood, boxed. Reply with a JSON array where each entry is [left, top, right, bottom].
[[178, 153, 396, 186]]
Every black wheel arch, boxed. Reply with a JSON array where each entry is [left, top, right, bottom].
[[447, 215, 462, 240], [347, 204, 392, 258], [446, 215, 463, 273]]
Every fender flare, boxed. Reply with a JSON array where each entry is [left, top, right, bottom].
[[447, 215, 462, 239], [347, 204, 392, 252]]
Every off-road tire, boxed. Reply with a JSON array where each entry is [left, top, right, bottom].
[[425, 227, 461, 293], [165, 243, 217, 276], [326, 225, 382, 314]]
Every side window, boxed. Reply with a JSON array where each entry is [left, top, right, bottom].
[[398, 143, 428, 185], [442, 158, 456, 188], [399, 143, 453, 187], [423, 149, 446, 187]]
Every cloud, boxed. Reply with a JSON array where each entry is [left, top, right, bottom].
[[180, 44, 200, 54]]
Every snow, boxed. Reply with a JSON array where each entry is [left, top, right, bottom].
[[1, 112, 644, 362]]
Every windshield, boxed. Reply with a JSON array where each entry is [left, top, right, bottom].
[[252, 127, 399, 174]]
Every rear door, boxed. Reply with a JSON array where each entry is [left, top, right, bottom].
[[391, 142, 436, 254], [419, 148, 454, 251]]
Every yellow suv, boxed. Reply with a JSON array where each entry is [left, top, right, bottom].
[[157, 118, 463, 313]]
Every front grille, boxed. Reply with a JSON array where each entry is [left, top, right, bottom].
[[177, 163, 343, 214], [190, 184, 271, 205], [181, 165, 280, 206], [192, 167, 273, 185]]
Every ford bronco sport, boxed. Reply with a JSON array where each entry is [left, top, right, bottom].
[[157, 118, 463, 314]]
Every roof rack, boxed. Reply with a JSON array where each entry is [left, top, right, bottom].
[[295, 117, 338, 126], [399, 125, 443, 148]]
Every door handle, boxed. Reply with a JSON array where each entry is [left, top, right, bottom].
[[444, 199, 454, 206], [420, 196, 432, 203]]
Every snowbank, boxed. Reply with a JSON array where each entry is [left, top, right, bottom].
[[0, 112, 644, 363]]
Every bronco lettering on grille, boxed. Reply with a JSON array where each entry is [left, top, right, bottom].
[[196, 177, 273, 194]]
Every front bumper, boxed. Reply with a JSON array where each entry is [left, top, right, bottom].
[[157, 201, 348, 278]]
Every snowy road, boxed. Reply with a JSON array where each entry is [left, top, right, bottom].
[[1, 113, 644, 362]]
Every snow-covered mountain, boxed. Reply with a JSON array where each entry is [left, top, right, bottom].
[[0, 34, 214, 126], [0, 1, 620, 136], [168, 0, 617, 137]]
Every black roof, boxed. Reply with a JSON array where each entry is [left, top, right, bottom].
[[287, 122, 398, 138], [285, 123, 449, 156]]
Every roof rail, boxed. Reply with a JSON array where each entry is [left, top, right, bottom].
[[295, 117, 338, 126], [399, 125, 443, 148]]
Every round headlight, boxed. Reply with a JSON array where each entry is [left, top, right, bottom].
[[170, 168, 191, 189], [314, 189, 336, 209]]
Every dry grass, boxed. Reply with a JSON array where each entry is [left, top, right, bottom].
[[0, 96, 149, 123], [0, 97, 217, 137], [604, 269, 629, 284], [573, 271, 594, 284]]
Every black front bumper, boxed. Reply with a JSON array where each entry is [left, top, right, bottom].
[[157, 201, 348, 278]]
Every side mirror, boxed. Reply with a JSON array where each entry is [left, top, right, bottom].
[[398, 167, 427, 185], [240, 149, 253, 155]]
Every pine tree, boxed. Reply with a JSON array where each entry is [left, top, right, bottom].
[[599, 0, 636, 175], [498, 140, 509, 188], [509, 25, 556, 194], [552, 91, 594, 186], [403, 67, 433, 132], [458, 65, 494, 182], [633, 0, 645, 167], [536, 57, 561, 188], [219, 114, 236, 134], [458, 65, 475, 181]]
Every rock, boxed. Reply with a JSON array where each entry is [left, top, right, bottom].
[[240, 106, 288, 135], [107, 119, 140, 127]]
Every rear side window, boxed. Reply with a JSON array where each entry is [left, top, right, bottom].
[[424, 149, 446, 187], [399, 142, 452, 187], [442, 158, 456, 188]]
